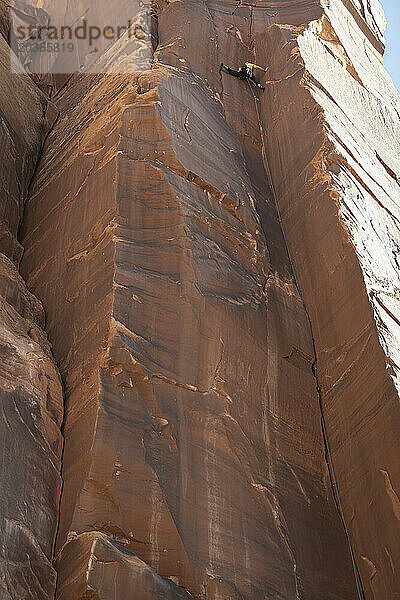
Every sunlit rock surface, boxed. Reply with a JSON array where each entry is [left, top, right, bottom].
[[259, 1, 400, 596], [0, 0, 398, 598]]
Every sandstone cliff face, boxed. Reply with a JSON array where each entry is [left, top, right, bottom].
[[257, 2, 400, 596], [0, 0, 399, 598], [0, 9, 63, 599]]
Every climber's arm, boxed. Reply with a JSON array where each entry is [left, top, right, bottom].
[[246, 63, 268, 72], [253, 64, 268, 72]]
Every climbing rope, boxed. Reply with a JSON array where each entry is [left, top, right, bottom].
[[247, 79, 365, 600]]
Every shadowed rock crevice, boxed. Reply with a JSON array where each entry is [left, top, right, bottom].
[[0, 6, 65, 598]]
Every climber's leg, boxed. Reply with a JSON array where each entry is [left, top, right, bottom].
[[250, 75, 265, 91], [220, 64, 242, 77]]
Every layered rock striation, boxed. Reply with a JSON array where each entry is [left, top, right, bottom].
[[0, 0, 398, 598], [0, 6, 63, 598]]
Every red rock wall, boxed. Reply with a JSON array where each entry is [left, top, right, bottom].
[[0, 5, 64, 598], [19, 1, 357, 599], [0, 0, 398, 598], [253, 4, 400, 598]]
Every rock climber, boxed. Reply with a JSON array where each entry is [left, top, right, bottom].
[[220, 62, 267, 90]]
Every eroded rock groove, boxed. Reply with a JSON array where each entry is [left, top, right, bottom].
[[0, 0, 399, 598], [248, 75, 365, 599]]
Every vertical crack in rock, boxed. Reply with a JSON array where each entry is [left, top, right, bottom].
[[246, 75, 364, 597], [1, 0, 399, 598], [19, 96, 65, 600], [0, 5, 64, 598], [255, 1, 400, 597]]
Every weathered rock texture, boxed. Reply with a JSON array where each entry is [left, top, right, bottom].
[[0, 0, 399, 598], [0, 7, 63, 599], [260, 2, 400, 596]]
